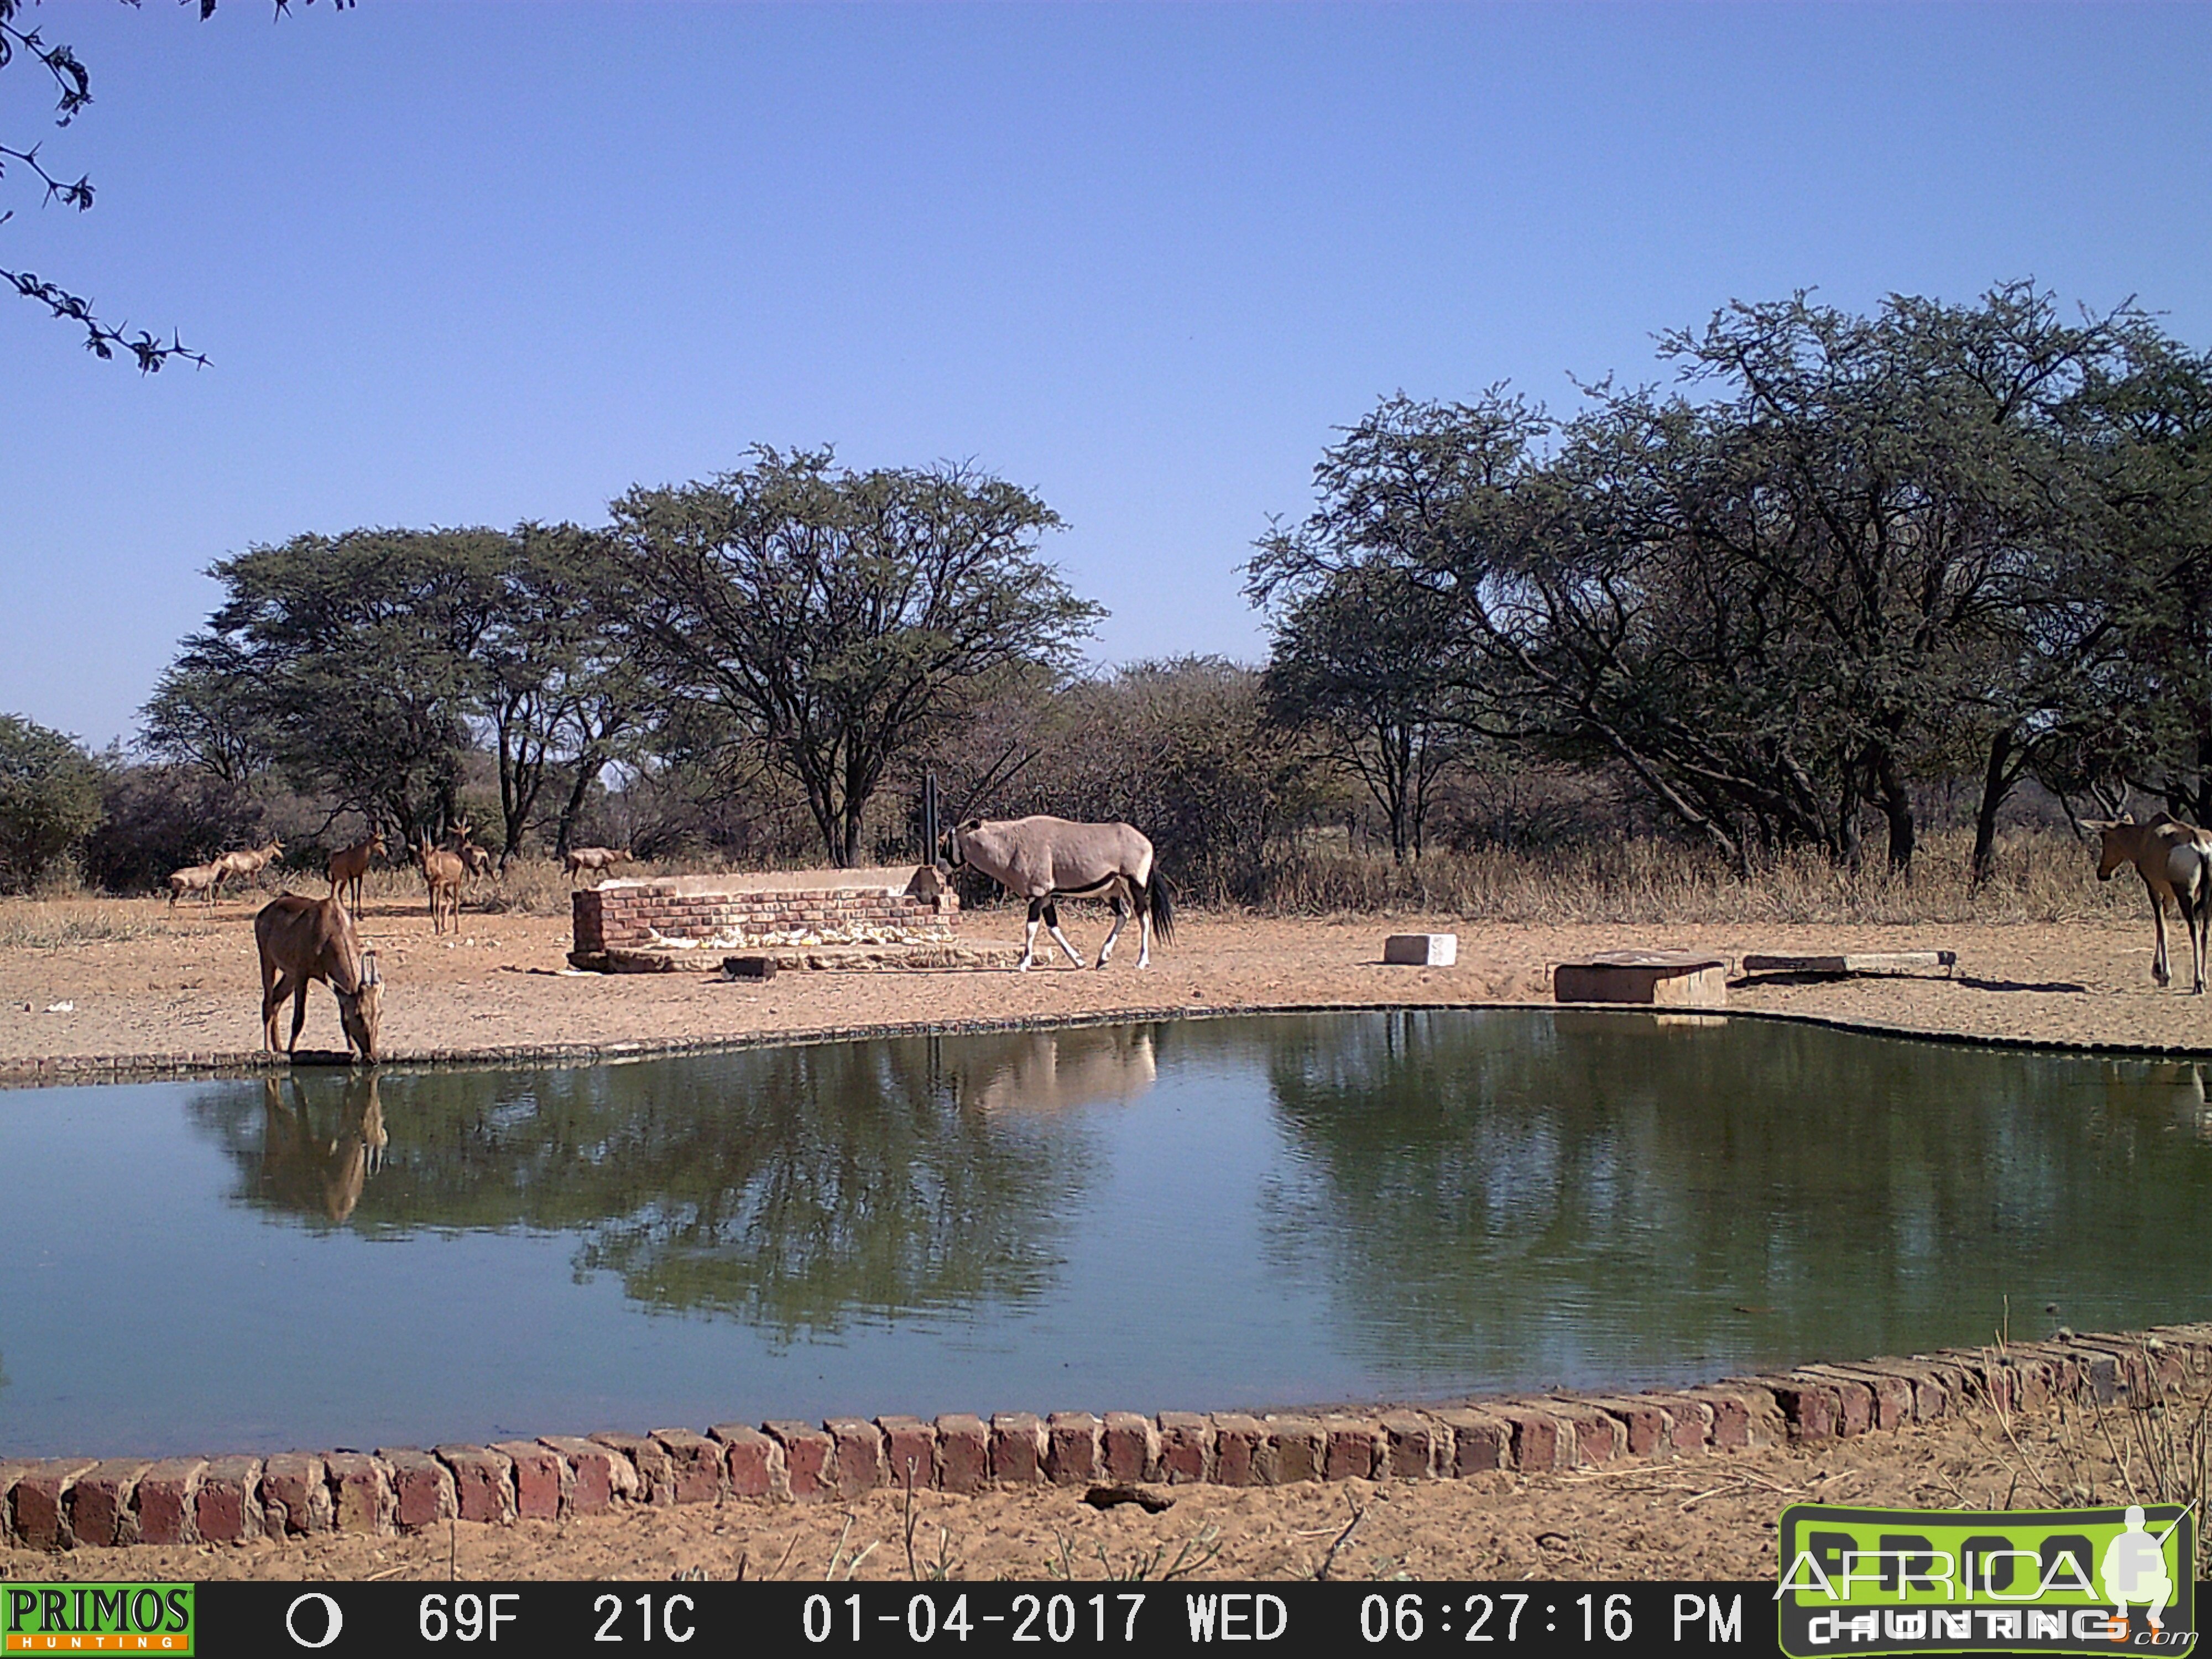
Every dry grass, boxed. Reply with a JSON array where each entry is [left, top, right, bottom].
[[0, 899, 163, 950], [1250, 827, 2140, 927]]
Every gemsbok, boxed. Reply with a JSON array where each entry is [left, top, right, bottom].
[[253, 892, 382, 1063], [413, 834, 465, 935], [565, 846, 630, 884], [2082, 811, 2212, 994], [326, 831, 387, 916], [945, 815, 1173, 970], [166, 863, 222, 908], [213, 838, 284, 897]]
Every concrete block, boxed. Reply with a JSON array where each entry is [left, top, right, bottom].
[[933, 1416, 990, 1495], [651, 1430, 727, 1504], [1046, 1413, 1100, 1485], [989, 1413, 1046, 1484], [1100, 1412, 1156, 1483], [133, 1458, 207, 1546], [1155, 1413, 1211, 1484], [876, 1417, 938, 1492], [765, 1422, 835, 1501], [492, 1441, 568, 1520], [1384, 933, 1458, 967], [435, 1446, 516, 1525], [1553, 951, 1728, 1007], [194, 1457, 265, 1543], [708, 1425, 785, 1500]]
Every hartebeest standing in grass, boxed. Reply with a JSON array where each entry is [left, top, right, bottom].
[[326, 831, 387, 916], [2082, 812, 2212, 994], [212, 839, 284, 898], [944, 815, 1174, 970], [254, 893, 382, 1062], [413, 834, 465, 935], [167, 862, 222, 908], [564, 846, 630, 884]]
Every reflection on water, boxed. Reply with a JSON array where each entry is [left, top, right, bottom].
[[255, 1076, 387, 1224], [196, 1032, 1136, 1334], [5, 1010, 2212, 1454], [1260, 1012, 2212, 1383]]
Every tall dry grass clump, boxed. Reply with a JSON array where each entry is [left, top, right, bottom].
[[1249, 827, 2137, 927]]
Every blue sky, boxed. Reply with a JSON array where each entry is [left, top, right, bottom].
[[3, 2, 2208, 748]]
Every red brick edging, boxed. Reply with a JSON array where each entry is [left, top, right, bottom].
[[4, 1326, 2201, 1551]]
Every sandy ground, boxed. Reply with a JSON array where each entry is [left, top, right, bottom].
[[3, 890, 2208, 1582], [2, 896, 2209, 1064]]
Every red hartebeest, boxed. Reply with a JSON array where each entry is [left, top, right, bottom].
[[254, 893, 382, 1062], [326, 831, 387, 916], [212, 838, 284, 898], [2083, 811, 2212, 994], [564, 846, 630, 884], [412, 834, 465, 935]]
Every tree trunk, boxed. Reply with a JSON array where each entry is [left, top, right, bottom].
[[1873, 747, 1915, 876], [1970, 723, 2018, 889]]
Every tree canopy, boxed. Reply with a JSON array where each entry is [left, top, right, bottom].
[[611, 447, 1102, 866]]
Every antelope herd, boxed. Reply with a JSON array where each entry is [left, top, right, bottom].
[[65, 786, 2212, 1088]]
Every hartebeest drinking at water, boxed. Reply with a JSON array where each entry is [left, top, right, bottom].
[[326, 831, 387, 916], [254, 893, 382, 1062], [945, 815, 1173, 970], [2082, 812, 2212, 994]]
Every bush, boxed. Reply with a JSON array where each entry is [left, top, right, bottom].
[[0, 715, 104, 894]]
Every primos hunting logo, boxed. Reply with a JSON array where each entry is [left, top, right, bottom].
[[1778, 1504, 2195, 1656], [3, 1586, 194, 1654]]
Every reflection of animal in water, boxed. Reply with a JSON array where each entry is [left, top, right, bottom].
[[258, 1075, 387, 1223], [2082, 812, 2212, 993], [945, 816, 1174, 971], [951, 1027, 1159, 1114], [2117, 1061, 2212, 1141]]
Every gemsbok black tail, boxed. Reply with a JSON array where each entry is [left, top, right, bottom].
[[1145, 868, 1175, 947]]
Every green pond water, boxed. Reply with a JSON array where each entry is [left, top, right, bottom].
[[2, 1008, 2209, 1455]]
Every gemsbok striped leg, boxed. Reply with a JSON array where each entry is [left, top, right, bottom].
[[1043, 900, 1087, 968]]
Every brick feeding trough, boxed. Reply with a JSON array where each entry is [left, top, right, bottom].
[[4, 1327, 2201, 1550], [568, 866, 1016, 973]]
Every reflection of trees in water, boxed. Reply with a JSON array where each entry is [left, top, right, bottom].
[[1260, 1010, 2212, 1381], [191, 1037, 1098, 1338]]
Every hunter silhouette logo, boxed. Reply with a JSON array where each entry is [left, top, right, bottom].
[[1777, 1503, 2195, 1657]]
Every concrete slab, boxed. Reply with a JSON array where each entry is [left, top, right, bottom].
[[1737, 951, 1956, 979]]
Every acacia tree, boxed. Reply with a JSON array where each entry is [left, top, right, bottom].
[[181, 528, 507, 843], [1248, 552, 1465, 862], [478, 523, 643, 862], [611, 447, 1103, 866]]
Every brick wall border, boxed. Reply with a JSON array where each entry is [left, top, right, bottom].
[[6, 1326, 2206, 1550], [11, 998, 2212, 1093]]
